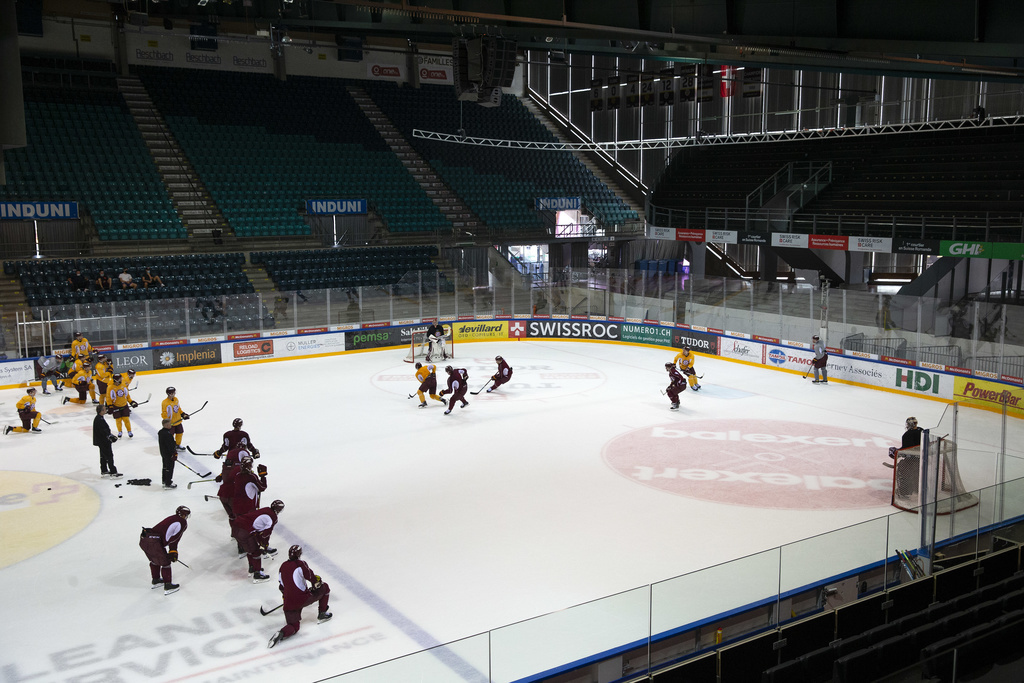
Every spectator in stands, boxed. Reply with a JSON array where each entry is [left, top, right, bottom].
[[67, 269, 90, 291], [141, 269, 164, 289], [119, 268, 138, 290], [95, 270, 113, 291]]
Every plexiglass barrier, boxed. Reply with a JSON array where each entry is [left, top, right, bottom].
[[7, 269, 1024, 378], [322, 477, 1024, 682]]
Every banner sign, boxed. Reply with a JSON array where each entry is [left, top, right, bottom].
[[305, 199, 367, 215], [0, 201, 79, 220], [848, 236, 893, 253], [0, 359, 37, 386], [528, 320, 620, 341], [453, 321, 508, 341], [153, 343, 222, 369], [108, 349, 154, 373], [772, 233, 810, 248], [415, 54, 453, 84], [590, 78, 604, 112], [707, 230, 738, 244], [346, 328, 400, 351], [894, 238, 941, 255], [535, 197, 581, 211], [953, 377, 1024, 416], [367, 60, 405, 81], [940, 241, 990, 258], [658, 68, 675, 106], [809, 235, 849, 250], [620, 324, 674, 347], [672, 329, 719, 355]]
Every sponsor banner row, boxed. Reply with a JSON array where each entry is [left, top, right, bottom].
[[645, 226, 1024, 260]]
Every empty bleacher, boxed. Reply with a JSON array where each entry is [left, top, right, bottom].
[[135, 68, 451, 237], [364, 81, 639, 231], [251, 246, 441, 291], [1, 59, 184, 241]]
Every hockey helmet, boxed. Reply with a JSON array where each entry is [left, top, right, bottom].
[[26, 387, 37, 394], [495, 355, 503, 362], [126, 369, 136, 378], [232, 418, 244, 429], [665, 362, 675, 369], [240, 455, 254, 469], [906, 417, 918, 430], [812, 334, 820, 341], [270, 499, 285, 514], [74, 331, 83, 338], [288, 545, 303, 561], [445, 365, 454, 374], [176, 505, 191, 519], [166, 387, 176, 395], [414, 362, 422, 369], [112, 373, 122, 382]]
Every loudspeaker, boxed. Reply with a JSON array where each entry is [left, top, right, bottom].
[[128, 11, 149, 27], [452, 39, 477, 101], [482, 37, 516, 89]]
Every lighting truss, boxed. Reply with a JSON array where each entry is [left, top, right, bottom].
[[413, 114, 1024, 151]]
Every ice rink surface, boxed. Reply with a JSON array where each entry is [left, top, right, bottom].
[[0, 340, 1015, 683]]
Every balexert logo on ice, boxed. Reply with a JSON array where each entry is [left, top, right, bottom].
[[649, 426, 890, 447], [896, 369, 940, 394], [603, 419, 895, 509], [529, 321, 619, 340]]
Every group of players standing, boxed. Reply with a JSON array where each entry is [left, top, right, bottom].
[[138, 417, 331, 649]]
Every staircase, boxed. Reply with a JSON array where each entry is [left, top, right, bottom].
[[347, 85, 483, 239], [520, 97, 646, 220], [116, 75, 228, 251]]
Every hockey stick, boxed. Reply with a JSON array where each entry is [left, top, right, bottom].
[[184, 401, 208, 417], [260, 603, 284, 616], [802, 365, 812, 379], [470, 380, 492, 396], [204, 494, 220, 502], [186, 446, 215, 457], [175, 558, 191, 569], [133, 393, 153, 407], [178, 460, 212, 479], [186, 479, 218, 489], [39, 417, 59, 425]]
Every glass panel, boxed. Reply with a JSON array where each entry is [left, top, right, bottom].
[[325, 633, 490, 683], [651, 548, 781, 640], [490, 586, 651, 683], [781, 517, 890, 597]]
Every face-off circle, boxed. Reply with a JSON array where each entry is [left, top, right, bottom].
[[603, 419, 894, 509]]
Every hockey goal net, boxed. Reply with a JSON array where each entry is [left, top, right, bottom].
[[403, 329, 454, 364], [891, 436, 978, 515]]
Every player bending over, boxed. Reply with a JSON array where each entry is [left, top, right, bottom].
[[665, 362, 686, 410], [486, 356, 513, 393], [413, 362, 447, 407]]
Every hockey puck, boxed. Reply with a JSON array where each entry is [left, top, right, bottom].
[[47, 487, 51, 491], [119, 496, 123, 498]]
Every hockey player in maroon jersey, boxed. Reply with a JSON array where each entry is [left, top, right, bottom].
[[267, 545, 332, 648], [665, 362, 686, 410], [439, 365, 469, 415], [486, 355, 513, 393], [231, 500, 284, 583], [215, 446, 248, 520], [214, 418, 260, 458], [139, 506, 190, 595], [231, 455, 268, 519]]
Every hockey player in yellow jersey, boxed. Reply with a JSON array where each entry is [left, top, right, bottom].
[[161, 387, 190, 451], [106, 372, 138, 438], [71, 331, 94, 360], [5, 388, 43, 434], [62, 359, 97, 405], [94, 355, 113, 405], [673, 346, 702, 391], [412, 362, 447, 408]]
